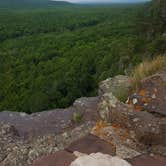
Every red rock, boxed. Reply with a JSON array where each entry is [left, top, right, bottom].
[[128, 155, 166, 166], [0, 108, 77, 139], [128, 70, 166, 116], [0, 97, 100, 140], [30, 151, 76, 166], [66, 134, 116, 155]]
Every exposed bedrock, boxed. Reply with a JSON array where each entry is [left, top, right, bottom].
[[0, 71, 166, 166], [98, 71, 166, 149], [0, 97, 99, 140], [0, 97, 99, 165]]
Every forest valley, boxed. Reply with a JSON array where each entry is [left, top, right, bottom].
[[0, 0, 165, 113]]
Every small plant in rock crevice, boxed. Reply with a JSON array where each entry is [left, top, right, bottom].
[[72, 112, 83, 124]]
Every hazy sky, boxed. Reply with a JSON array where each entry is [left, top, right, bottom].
[[59, 0, 151, 3]]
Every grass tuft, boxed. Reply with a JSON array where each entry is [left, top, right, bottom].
[[131, 55, 166, 90]]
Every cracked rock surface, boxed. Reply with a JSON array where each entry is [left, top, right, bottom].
[[0, 97, 99, 166], [0, 71, 166, 165], [98, 71, 166, 154]]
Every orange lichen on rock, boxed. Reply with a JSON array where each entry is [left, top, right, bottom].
[[141, 97, 148, 103], [93, 120, 108, 136], [112, 123, 122, 129], [139, 89, 151, 103], [112, 123, 130, 141], [127, 88, 152, 111], [126, 98, 132, 105], [119, 130, 130, 141], [127, 100, 143, 111], [134, 105, 143, 111], [139, 89, 146, 97]]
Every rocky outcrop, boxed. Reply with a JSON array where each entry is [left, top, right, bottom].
[[98, 70, 166, 155], [99, 75, 132, 100], [0, 121, 95, 166], [0, 108, 76, 139], [128, 71, 166, 115], [91, 124, 142, 159], [0, 97, 99, 166], [0, 97, 99, 140], [0, 71, 166, 165], [98, 75, 132, 121]]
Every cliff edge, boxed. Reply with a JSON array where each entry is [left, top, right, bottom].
[[0, 62, 166, 165]]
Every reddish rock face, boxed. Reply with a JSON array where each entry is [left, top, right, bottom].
[[0, 97, 100, 140], [126, 71, 166, 145], [98, 70, 166, 150], [0, 108, 77, 139], [30, 151, 76, 166], [128, 71, 166, 116], [66, 134, 116, 155], [128, 155, 166, 166], [0, 97, 100, 166]]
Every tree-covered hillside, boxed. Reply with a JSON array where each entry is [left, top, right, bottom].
[[0, 0, 71, 8], [0, 1, 165, 113], [136, 0, 166, 55]]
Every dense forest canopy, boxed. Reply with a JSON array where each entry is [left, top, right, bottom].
[[0, 0, 71, 8], [136, 0, 166, 54], [0, 0, 165, 113]]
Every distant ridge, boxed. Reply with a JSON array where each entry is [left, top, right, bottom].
[[77, 0, 150, 4], [0, 0, 72, 8]]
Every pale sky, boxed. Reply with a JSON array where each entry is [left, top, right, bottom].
[[58, 0, 151, 3]]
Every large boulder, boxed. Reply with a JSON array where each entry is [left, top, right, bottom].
[[0, 96, 99, 140], [98, 92, 119, 122], [98, 75, 132, 122], [91, 124, 141, 159], [0, 93, 100, 166], [111, 103, 165, 145], [0, 108, 79, 139], [99, 75, 132, 101], [99, 92, 166, 146], [98, 71, 166, 151], [127, 71, 166, 115]]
